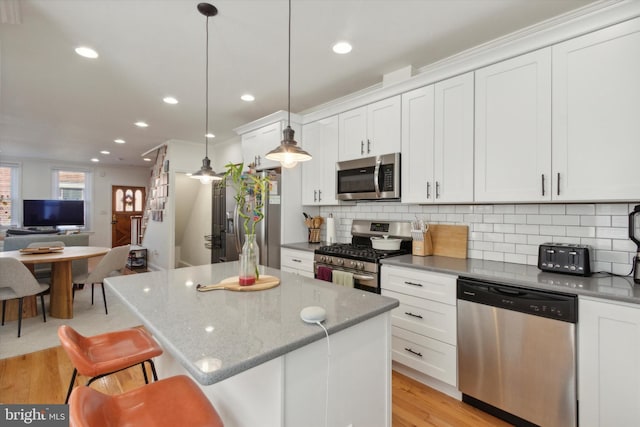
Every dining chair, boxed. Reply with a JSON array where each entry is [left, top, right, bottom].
[[72, 244, 130, 315], [69, 375, 224, 427], [0, 258, 49, 338], [26, 241, 66, 282]]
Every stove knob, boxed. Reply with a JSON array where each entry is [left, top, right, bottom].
[[337, 259, 344, 266], [357, 262, 364, 269], [320, 256, 326, 262], [350, 260, 356, 267]]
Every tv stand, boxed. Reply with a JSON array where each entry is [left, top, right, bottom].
[[6, 228, 60, 236]]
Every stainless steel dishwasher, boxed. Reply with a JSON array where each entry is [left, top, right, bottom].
[[457, 277, 577, 427]]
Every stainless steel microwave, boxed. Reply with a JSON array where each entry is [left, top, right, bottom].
[[336, 153, 401, 201]]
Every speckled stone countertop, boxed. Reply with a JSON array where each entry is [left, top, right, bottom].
[[381, 255, 640, 304], [281, 241, 326, 251], [105, 262, 398, 386]]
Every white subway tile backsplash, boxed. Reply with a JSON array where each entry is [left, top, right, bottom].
[[321, 202, 635, 270]]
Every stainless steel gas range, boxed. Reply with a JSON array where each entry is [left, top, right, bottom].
[[314, 219, 412, 293]]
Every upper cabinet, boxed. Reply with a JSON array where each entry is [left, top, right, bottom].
[[401, 72, 474, 204], [241, 122, 282, 170], [338, 96, 401, 161], [301, 115, 339, 205], [552, 17, 640, 201], [474, 48, 552, 203]]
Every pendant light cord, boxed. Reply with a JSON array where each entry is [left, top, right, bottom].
[[205, 13, 210, 158], [287, 0, 291, 127]]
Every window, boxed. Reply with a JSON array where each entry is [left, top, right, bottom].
[[0, 163, 20, 227], [52, 168, 92, 229]]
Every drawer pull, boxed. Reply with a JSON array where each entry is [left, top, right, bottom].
[[404, 311, 423, 319], [292, 259, 302, 263], [404, 347, 423, 358], [404, 281, 423, 287]]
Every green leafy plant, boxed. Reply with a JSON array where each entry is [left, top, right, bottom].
[[222, 163, 271, 236]]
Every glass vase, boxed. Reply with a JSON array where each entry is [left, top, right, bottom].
[[239, 234, 260, 285]]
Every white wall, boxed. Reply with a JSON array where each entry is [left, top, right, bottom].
[[6, 156, 149, 247], [175, 173, 211, 267]]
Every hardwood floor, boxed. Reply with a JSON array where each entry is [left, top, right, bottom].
[[0, 345, 509, 426]]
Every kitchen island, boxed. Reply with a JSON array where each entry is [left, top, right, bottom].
[[105, 262, 398, 427]]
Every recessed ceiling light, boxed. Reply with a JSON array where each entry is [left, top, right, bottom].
[[135, 121, 149, 128], [163, 96, 178, 104], [114, 139, 125, 144], [332, 41, 352, 54], [90, 158, 99, 162], [75, 46, 99, 59], [143, 158, 152, 162], [100, 150, 110, 155], [241, 94, 255, 102], [205, 133, 215, 138]]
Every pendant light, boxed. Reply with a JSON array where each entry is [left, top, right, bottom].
[[191, 3, 222, 184], [265, 0, 312, 169]]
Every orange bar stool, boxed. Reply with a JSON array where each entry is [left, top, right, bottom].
[[58, 325, 163, 404], [69, 375, 224, 427]]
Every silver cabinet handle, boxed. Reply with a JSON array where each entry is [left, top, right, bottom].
[[426, 182, 431, 199], [435, 181, 440, 199], [557, 172, 560, 196], [318, 189, 322, 202], [367, 139, 371, 154], [360, 140, 364, 155], [257, 155, 261, 166], [314, 190, 317, 202], [541, 174, 545, 196], [404, 281, 423, 287]]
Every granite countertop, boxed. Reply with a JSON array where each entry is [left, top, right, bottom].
[[281, 241, 327, 252], [105, 262, 398, 386], [381, 255, 640, 305]]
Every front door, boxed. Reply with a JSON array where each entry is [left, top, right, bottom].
[[112, 186, 145, 247]]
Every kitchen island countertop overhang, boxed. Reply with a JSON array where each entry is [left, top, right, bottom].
[[104, 262, 399, 386]]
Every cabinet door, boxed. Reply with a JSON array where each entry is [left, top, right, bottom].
[[242, 122, 281, 170], [338, 106, 367, 161], [401, 86, 434, 203], [434, 72, 474, 203], [301, 116, 339, 205], [579, 297, 640, 426], [475, 48, 552, 202], [553, 17, 640, 201], [367, 95, 401, 157]]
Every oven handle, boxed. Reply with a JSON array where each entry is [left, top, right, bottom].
[[353, 274, 375, 281], [373, 156, 381, 198]]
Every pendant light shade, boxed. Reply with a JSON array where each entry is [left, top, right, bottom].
[[191, 3, 222, 184], [264, 0, 311, 169]]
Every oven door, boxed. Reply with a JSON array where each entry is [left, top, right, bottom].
[[314, 262, 379, 293], [336, 153, 400, 200]]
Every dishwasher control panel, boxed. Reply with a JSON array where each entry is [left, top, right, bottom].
[[538, 243, 591, 276]]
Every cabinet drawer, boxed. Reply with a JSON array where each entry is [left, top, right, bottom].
[[383, 289, 456, 345], [281, 248, 314, 274], [381, 266, 456, 305], [391, 326, 457, 386]]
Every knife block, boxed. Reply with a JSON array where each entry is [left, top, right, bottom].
[[412, 230, 433, 256]]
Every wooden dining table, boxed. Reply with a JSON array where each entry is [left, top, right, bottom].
[[0, 246, 110, 319]]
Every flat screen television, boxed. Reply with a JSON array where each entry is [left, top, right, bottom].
[[23, 199, 85, 227]]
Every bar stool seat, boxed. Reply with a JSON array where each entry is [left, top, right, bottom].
[[69, 375, 224, 427], [58, 325, 163, 404]]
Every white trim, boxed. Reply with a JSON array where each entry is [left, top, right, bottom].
[[233, 110, 302, 135]]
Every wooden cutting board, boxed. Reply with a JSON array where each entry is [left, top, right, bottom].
[[196, 275, 280, 292], [19, 246, 64, 254], [429, 224, 468, 259]]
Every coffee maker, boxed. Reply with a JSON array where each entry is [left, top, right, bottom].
[[629, 204, 640, 284]]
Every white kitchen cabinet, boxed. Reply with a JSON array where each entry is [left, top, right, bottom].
[[552, 17, 640, 201], [381, 265, 457, 388], [338, 96, 401, 161], [474, 48, 552, 202], [280, 248, 314, 278], [579, 297, 640, 426], [301, 116, 339, 205], [241, 122, 282, 170], [401, 73, 474, 204]]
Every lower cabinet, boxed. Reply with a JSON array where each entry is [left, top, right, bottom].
[[280, 248, 314, 278], [579, 296, 640, 426], [381, 265, 457, 388]]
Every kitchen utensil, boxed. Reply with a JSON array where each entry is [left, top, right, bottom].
[[629, 204, 640, 283], [370, 235, 402, 250], [196, 275, 280, 292]]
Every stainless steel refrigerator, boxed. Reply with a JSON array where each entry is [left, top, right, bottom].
[[211, 168, 281, 269]]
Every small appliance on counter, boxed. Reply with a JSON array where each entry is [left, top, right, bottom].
[[629, 204, 640, 284], [538, 243, 591, 276]]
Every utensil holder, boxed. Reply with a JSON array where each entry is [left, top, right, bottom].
[[308, 228, 321, 243], [412, 230, 433, 256]]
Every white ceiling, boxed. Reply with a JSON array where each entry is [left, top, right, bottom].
[[0, 0, 598, 167]]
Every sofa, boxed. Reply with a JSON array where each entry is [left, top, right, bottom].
[[3, 233, 90, 278]]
